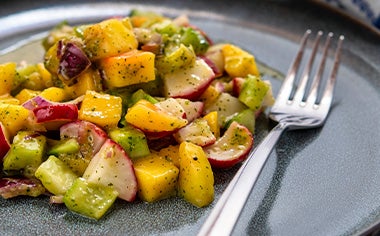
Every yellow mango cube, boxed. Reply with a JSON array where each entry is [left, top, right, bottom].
[[178, 141, 214, 207], [65, 69, 102, 99], [0, 104, 30, 138], [0, 95, 20, 105], [157, 145, 180, 168], [15, 89, 41, 104], [0, 62, 16, 96], [99, 50, 156, 88], [199, 85, 221, 108], [222, 44, 259, 77], [36, 63, 53, 88], [133, 153, 179, 202], [202, 111, 220, 138], [79, 90, 122, 129], [40, 87, 68, 102], [125, 99, 188, 133], [83, 18, 138, 60]]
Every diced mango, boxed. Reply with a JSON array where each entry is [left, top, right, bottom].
[[125, 99, 188, 133], [15, 89, 41, 104], [0, 95, 20, 105], [0, 104, 30, 138], [36, 63, 54, 88], [40, 87, 68, 102], [65, 68, 102, 99], [83, 18, 138, 60], [130, 10, 165, 28], [133, 153, 179, 202], [222, 44, 259, 77], [44, 41, 61, 77], [202, 111, 220, 138], [0, 62, 17, 96], [157, 145, 180, 168], [199, 85, 221, 108], [178, 141, 214, 207], [99, 50, 156, 88], [17, 64, 51, 91], [79, 90, 122, 129]]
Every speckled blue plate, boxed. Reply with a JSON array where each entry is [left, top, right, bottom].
[[0, 1, 379, 235]]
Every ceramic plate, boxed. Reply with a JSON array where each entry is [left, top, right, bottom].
[[0, 1, 379, 235]]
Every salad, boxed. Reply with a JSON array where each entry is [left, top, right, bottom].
[[0, 10, 275, 220]]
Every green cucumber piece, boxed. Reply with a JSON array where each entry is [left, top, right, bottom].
[[48, 138, 80, 156], [151, 19, 179, 36], [204, 92, 248, 127], [224, 109, 256, 134], [57, 152, 90, 177], [238, 75, 270, 111], [63, 178, 119, 220], [35, 155, 78, 196], [108, 125, 150, 160], [180, 27, 209, 55], [3, 131, 46, 178], [128, 89, 158, 107], [156, 44, 196, 74]]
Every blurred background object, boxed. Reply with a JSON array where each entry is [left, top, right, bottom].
[[310, 0, 380, 33]]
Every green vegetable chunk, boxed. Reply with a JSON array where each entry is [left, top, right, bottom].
[[238, 75, 270, 111], [35, 156, 78, 196], [156, 44, 196, 74], [180, 27, 209, 55], [108, 125, 150, 160], [3, 131, 46, 178], [128, 89, 158, 107], [48, 138, 80, 156], [225, 109, 256, 134], [63, 178, 119, 220]]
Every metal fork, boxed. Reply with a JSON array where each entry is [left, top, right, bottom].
[[198, 30, 344, 236]]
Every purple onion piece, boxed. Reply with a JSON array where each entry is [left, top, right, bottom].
[[22, 96, 53, 110], [59, 42, 91, 80], [0, 178, 46, 199], [22, 95, 84, 111]]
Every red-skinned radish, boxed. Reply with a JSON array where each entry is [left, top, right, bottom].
[[204, 121, 253, 168], [83, 139, 138, 202]]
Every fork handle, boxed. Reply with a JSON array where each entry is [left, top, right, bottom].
[[198, 122, 288, 236]]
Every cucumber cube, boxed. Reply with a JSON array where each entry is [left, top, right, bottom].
[[48, 138, 80, 156], [63, 178, 119, 220], [238, 75, 270, 111], [3, 131, 46, 178], [128, 89, 158, 107], [225, 109, 256, 134], [108, 125, 150, 160], [35, 156, 78, 196]]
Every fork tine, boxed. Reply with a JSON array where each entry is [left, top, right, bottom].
[[275, 30, 311, 102], [293, 31, 323, 102], [306, 32, 333, 104], [319, 35, 344, 108]]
